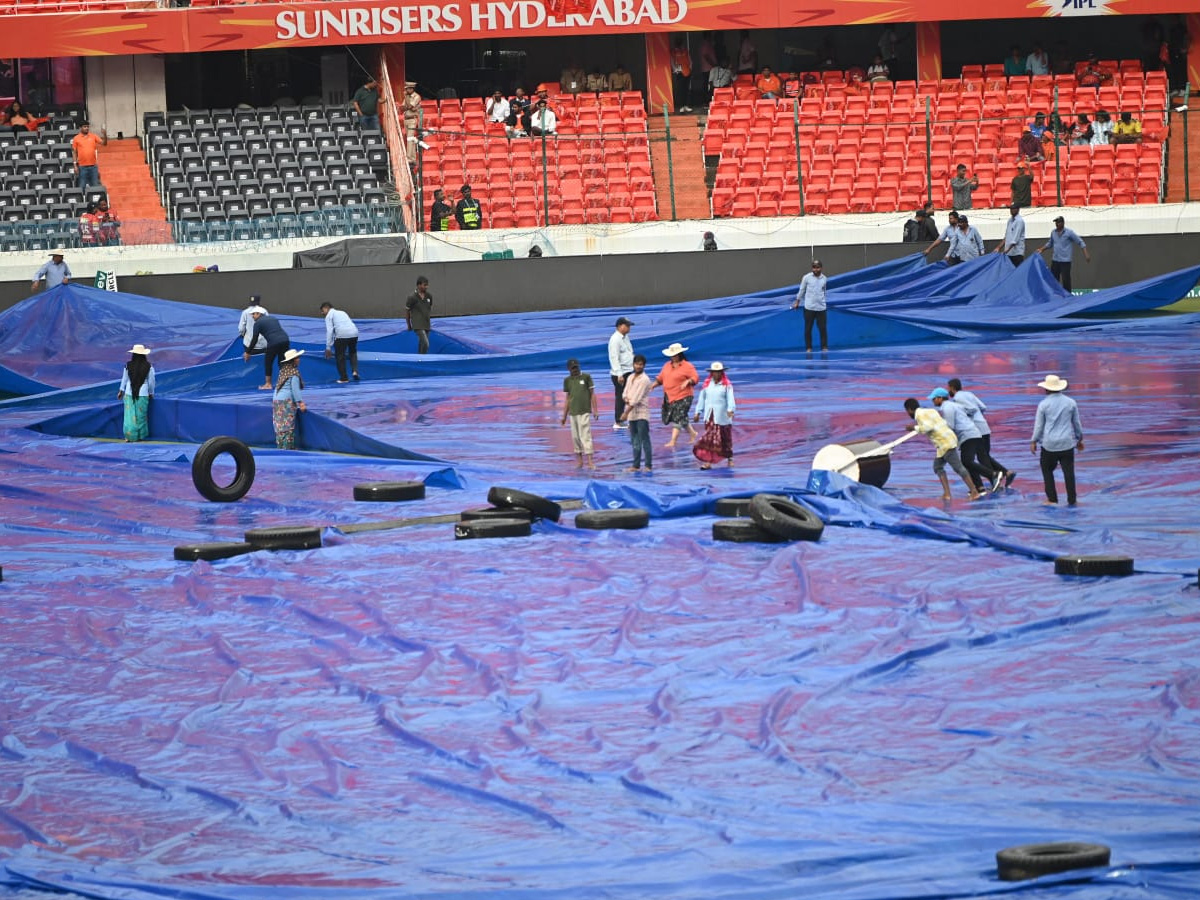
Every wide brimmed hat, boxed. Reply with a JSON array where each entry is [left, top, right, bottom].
[[128, 344, 151, 355], [282, 349, 305, 362], [709, 362, 725, 371], [1038, 374, 1068, 391], [661, 342, 689, 357], [249, 306, 268, 315], [49, 248, 67, 256]]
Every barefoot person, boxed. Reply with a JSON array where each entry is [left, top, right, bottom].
[[561, 358, 598, 469], [117, 344, 155, 442], [620, 354, 654, 473], [904, 397, 982, 501], [655, 342, 699, 448], [272, 349, 307, 450], [1030, 373, 1083, 506], [693, 362, 735, 470]]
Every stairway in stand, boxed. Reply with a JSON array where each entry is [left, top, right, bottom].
[[648, 114, 711, 221], [1164, 107, 1196, 203], [100, 138, 173, 245]]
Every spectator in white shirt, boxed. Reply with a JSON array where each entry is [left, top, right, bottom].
[[1026, 42, 1049, 75], [485, 90, 510, 125], [530, 99, 557, 136]]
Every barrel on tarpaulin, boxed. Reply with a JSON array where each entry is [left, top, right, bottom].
[[810, 440, 891, 488]]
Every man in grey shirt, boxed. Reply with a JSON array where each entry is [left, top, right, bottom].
[[405, 276, 434, 355], [1031, 373, 1084, 505], [607, 316, 635, 429], [949, 164, 979, 210]]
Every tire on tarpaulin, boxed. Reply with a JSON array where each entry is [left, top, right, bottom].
[[995, 842, 1111, 881], [192, 436, 256, 503]]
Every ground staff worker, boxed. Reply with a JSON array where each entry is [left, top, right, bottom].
[[1039, 216, 1090, 292], [791, 258, 829, 353], [608, 316, 635, 430]]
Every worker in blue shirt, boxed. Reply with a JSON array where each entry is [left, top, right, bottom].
[[1038, 216, 1091, 292], [31, 250, 72, 291], [1030, 373, 1084, 505], [791, 258, 829, 353], [930, 387, 1002, 493]]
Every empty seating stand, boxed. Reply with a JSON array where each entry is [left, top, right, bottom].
[[702, 63, 1167, 218], [419, 91, 656, 229], [143, 105, 399, 243]]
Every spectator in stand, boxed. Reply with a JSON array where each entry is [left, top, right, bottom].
[[560, 62, 586, 94], [736, 30, 758, 75], [78, 201, 99, 247], [1026, 42, 1050, 76], [782, 72, 803, 99], [430, 188, 453, 231], [351, 78, 383, 132], [455, 184, 482, 229], [96, 198, 120, 246], [1052, 41, 1075, 76], [485, 89, 510, 127], [866, 54, 890, 82], [949, 164, 979, 210], [671, 38, 693, 112], [586, 66, 608, 93], [530, 99, 557, 136], [4, 100, 46, 133], [708, 57, 733, 99], [1029, 111, 1048, 140], [924, 210, 960, 261], [954, 216, 985, 262], [878, 26, 900, 79], [1039, 216, 1090, 291], [1070, 113, 1094, 145], [1046, 113, 1070, 145], [608, 64, 633, 92], [401, 82, 421, 163], [1010, 162, 1034, 208], [1092, 109, 1113, 145], [1003, 45, 1026, 77], [1018, 129, 1045, 162], [699, 32, 719, 93], [1111, 111, 1142, 144], [71, 121, 107, 192], [755, 66, 782, 99], [508, 88, 532, 136], [31, 250, 71, 291], [1077, 53, 1112, 88]]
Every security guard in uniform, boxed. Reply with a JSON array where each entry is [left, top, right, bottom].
[[454, 184, 482, 230], [430, 188, 453, 231]]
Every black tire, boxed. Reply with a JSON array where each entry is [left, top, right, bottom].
[[996, 842, 1111, 882], [712, 518, 786, 543], [174, 542, 255, 562], [749, 494, 824, 541], [244, 526, 322, 550], [460, 506, 534, 522], [192, 436, 256, 503], [454, 517, 533, 539], [575, 508, 650, 530], [487, 486, 562, 522], [354, 481, 426, 502], [1054, 555, 1134, 576], [714, 497, 754, 518]]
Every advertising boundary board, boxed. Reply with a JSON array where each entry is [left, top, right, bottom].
[[0, 0, 1192, 59]]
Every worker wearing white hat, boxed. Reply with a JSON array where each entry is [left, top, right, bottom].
[[31, 250, 72, 291], [1031, 374, 1084, 506]]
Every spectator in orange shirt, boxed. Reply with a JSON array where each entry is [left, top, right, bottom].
[[670, 38, 693, 113], [756, 66, 782, 99], [71, 121, 107, 192]]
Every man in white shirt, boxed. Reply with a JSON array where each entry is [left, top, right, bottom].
[[607, 316, 635, 429], [995, 204, 1026, 266], [239, 295, 268, 352], [708, 58, 733, 98], [530, 100, 556, 136], [485, 90, 510, 125], [320, 302, 360, 383], [1025, 42, 1049, 75]]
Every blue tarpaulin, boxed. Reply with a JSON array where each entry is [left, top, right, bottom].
[[1, 253, 1198, 900]]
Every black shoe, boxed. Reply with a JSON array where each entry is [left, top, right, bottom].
[[1004, 470, 1016, 488]]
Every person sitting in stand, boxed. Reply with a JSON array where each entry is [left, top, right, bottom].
[[94, 198, 120, 246], [3, 100, 47, 133], [608, 64, 633, 92], [1003, 45, 1026, 77], [1091, 109, 1113, 146], [1028, 112, 1049, 141], [530, 99, 557, 136], [1110, 110, 1142, 144], [1018, 129, 1045, 162], [78, 201, 99, 247], [866, 53, 890, 82], [782, 71, 803, 99], [485, 89, 510, 128], [1076, 52, 1112, 87], [507, 87, 532, 136], [1070, 113, 1094, 145], [708, 56, 733, 99], [755, 66, 782, 99], [586, 66, 608, 93]]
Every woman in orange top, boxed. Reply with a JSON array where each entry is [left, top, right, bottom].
[[654, 341, 699, 448]]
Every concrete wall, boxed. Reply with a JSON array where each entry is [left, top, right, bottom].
[[83, 54, 167, 139], [4, 235, 1198, 320]]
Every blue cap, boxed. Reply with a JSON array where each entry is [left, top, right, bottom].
[[928, 387, 950, 401]]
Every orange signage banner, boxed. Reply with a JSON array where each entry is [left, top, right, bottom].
[[0, 0, 1191, 59]]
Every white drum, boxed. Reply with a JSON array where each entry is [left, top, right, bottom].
[[810, 439, 891, 487]]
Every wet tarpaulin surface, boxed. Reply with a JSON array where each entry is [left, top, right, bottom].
[[1, 253, 1199, 900]]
